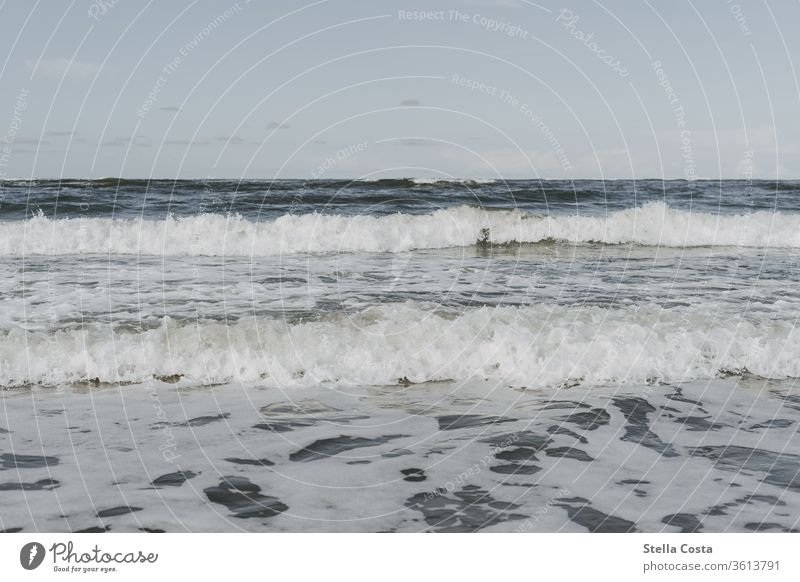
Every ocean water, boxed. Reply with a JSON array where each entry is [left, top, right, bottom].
[[1, 178, 799, 532]]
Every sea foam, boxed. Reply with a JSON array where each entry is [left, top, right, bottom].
[[1, 202, 799, 256], [2, 303, 798, 388]]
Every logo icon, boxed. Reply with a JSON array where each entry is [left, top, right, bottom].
[[20, 542, 46, 570]]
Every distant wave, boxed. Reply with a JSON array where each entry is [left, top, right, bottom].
[[1, 202, 799, 256], [407, 177, 497, 185], [296, 178, 499, 189], [2, 303, 798, 388], [0, 177, 497, 189]]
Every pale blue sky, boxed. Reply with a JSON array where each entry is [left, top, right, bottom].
[[1, 0, 798, 179]]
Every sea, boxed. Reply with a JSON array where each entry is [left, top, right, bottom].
[[1, 178, 799, 532]]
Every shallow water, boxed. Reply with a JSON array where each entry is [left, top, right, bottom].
[[1, 377, 799, 532], [1, 179, 799, 531]]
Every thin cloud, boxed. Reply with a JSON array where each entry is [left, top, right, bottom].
[[13, 138, 49, 145], [102, 136, 149, 147], [215, 136, 247, 144], [399, 138, 437, 147], [400, 99, 421, 106], [267, 121, 290, 130], [163, 139, 211, 146]]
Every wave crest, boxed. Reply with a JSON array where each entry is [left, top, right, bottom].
[[1, 202, 799, 256], [2, 303, 798, 388]]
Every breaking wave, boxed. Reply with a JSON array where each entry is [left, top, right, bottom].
[[2, 303, 798, 388], [1, 202, 799, 256]]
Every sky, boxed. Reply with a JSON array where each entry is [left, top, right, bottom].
[[0, 0, 798, 179]]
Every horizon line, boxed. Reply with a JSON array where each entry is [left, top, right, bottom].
[[2, 176, 796, 182]]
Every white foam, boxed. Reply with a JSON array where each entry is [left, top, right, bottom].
[[2, 202, 799, 256], [3, 303, 798, 388], [409, 178, 497, 184]]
